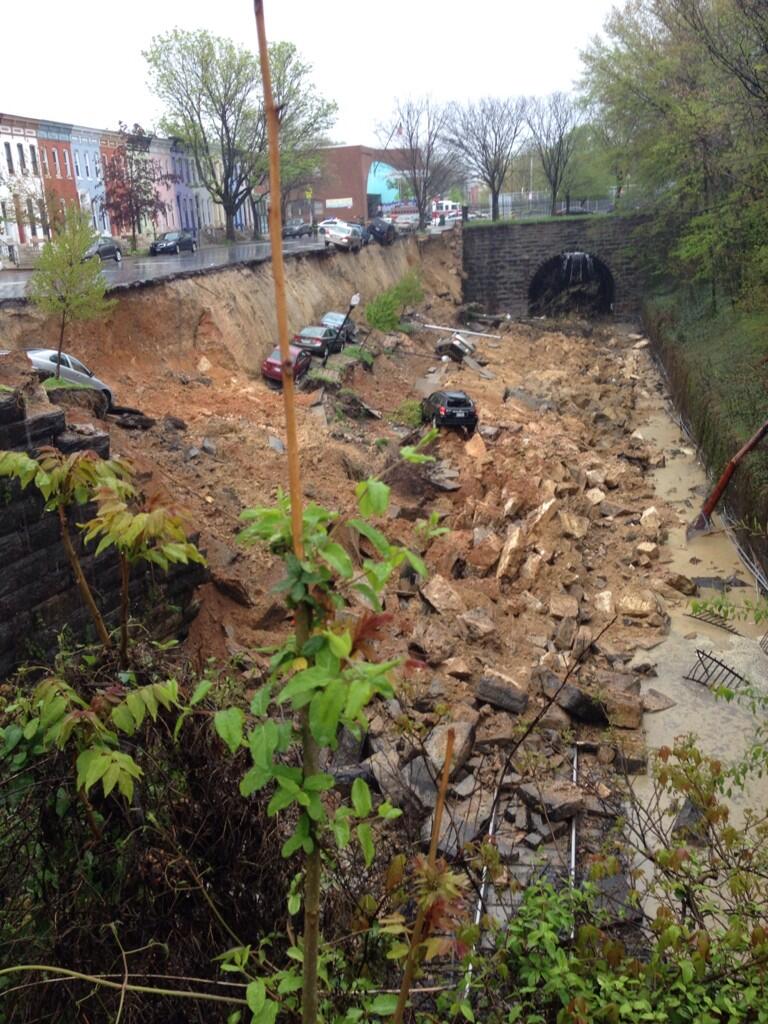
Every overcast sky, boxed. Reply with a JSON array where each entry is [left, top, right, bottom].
[[2, 0, 617, 143]]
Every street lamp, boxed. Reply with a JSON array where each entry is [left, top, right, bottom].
[[327, 293, 361, 365]]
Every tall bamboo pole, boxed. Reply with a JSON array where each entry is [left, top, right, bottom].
[[254, 6, 319, 1023]]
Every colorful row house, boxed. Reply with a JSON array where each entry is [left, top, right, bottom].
[[0, 111, 233, 250]]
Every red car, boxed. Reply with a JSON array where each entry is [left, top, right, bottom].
[[261, 345, 312, 387]]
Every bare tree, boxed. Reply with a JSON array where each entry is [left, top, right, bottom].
[[527, 93, 581, 216], [446, 97, 528, 220], [379, 98, 463, 229]]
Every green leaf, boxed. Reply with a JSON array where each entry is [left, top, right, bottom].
[[309, 678, 346, 746], [378, 801, 402, 820], [368, 993, 398, 1015], [189, 679, 213, 706], [214, 707, 245, 754], [319, 541, 354, 578], [277, 666, 332, 705], [459, 999, 475, 1021], [268, 784, 297, 815], [240, 765, 272, 796], [22, 718, 39, 740], [681, 960, 695, 985], [125, 692, 146, 728], [348, 518, 391, 556], [355, 479, 390, 517], [303, 772, 335, 792], [1, 724, 23, 756], [277, 973, 303, 995], [351, 778, 373, 817], [357, 822, 375, 867], [246, 979, 266, 1014], [326, 630, 352, 660], [102, 761, 121, 797], [332, 815, 351, 848], [403, 547, 428, 578], [250, 686, 272, 716], [111, 704, 135, 736]]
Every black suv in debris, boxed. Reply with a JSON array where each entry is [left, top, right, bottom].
[[421, 390, 478, 433], [367, 217, 395, 245]]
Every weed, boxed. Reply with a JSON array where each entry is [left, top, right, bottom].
[[390, 399, 423, 427]]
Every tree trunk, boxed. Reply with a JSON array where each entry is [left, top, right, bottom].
[[550, 187, 557, 217], [249, 195, 260, 240], [491, 190, 500, 221], [565, 191, 571, 214], [57, 505, 111, 650], [56, 312, 66, 379], [119, 555, 130, 669], [225, 208, 236, 242]]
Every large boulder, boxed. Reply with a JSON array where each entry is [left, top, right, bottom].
[[475, 670, 529, 714]]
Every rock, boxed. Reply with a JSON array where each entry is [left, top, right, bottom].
[[443, 656, 473, 680], [618, 589, 659, 618], [635, 541, 659, 560], [542, 679, 608, 725], [642, 688, 676, 713], [604, 692, 643, 729], [538, 703, 571, 731], [594, 590, 615, 616], [424, 721, 475, 777], [201, 436, 217, 456], [525, 831, 544, 849], [633, 338, 650, 350], [450, 774, 477, 798], [496, 524, 526, 580], [558, 510, 589, 539], [268, 435, 286, 454], [554, 616, 577, 651], [184, 446, 201, 461], [597, 744, 615, 765], [464, 432, 487, 459], [528, 498, 558, 533], [672, 797, 707, 845], [585, 487, 606, 507], [420, 574, 465, 615], [163, 414, 187, 431], [479, 424, 500, 441], [459, 606, 497, 641], [664, 572, 698, 596], [475, 711, 520, 749], [503, 494, 523, 518], [423, 792, 494, 857], [586, 467, 606, 487], [409, 619, 456, 665], [493, 822, 523, 863], [613, 733, 648, 774], [403, 756, 438, 809], [520, 552, 543, 581], [467, 528, 502, 573], [475, 670, 529, 714], [367, 748, 409, 805], [549, 593, 579, 620], [197, 355, 212, 373], [640, 506, 662, 532], [517, 781, 584, 821], [212, 573, 252, 607]]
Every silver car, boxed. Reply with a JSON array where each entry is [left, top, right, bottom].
[[26, 348, 114, 407]]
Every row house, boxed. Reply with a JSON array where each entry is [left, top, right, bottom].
[[0, 114, 46, 244], [71, 125, 111, 233]]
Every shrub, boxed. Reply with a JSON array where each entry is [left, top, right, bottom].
[[365, 290, 400, 332], [391, 399, 423, 427]]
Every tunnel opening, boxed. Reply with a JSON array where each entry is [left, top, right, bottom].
[[528, 252, 615, 317]]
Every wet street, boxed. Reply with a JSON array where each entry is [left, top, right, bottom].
[[0, 237, 326, 301]]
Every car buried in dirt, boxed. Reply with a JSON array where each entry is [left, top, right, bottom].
[[261, 345, 312, 387], [292, 325, 346, 360], [321, 312, 357, 344], [421, 390, 478, 434]]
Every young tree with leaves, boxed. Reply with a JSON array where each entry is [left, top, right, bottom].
[[379, 98, 464, 229], [527, 92, 581, 216], [28, 205, 115, 377], [144, 30, 265, 242], [446, 97, 528, 221]]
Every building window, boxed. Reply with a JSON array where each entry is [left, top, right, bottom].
[[84, 152, 91, 178], [74, 150, 81, 176], [29, 144, 38, 175], [63, 150, 72, 178], [4, 142, 14, 175], [52, 148, 61, 176], [26, 198, 37, 237], [40, 147, 49, 176], [17, 143, 26, 174]]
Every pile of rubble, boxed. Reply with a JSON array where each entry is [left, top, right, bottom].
[[336, 324, 691, 893]]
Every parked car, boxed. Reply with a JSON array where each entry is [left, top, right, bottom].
[[324, 223, 362, 252], [83, 236, 122, 263], [421, 390, 478, 433], [25, 348, 114, 407], [282, 219, 313, 239], [321, 311, 357, 344], [261, 345, 312, 387], [355, 223, 371, 245], [292, 325, 345, 359], [149, 231, 197, 255], [393, 213, 420, 234], [367, 217, 395, 245], [317, 218, 341, 235]]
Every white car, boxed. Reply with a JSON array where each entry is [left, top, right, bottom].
[[324, 223, 362, 252], [26, 348, 114, 407], [317, 218, 341, 235]]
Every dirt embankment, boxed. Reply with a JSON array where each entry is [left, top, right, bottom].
[[0, 234, 459, 378]]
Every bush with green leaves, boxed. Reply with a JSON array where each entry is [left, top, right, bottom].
[[365, 272, 424, 332]]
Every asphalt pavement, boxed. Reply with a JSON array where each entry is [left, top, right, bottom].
[[0, 237, 327, 302]]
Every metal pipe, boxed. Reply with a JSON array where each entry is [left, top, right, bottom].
[[421, 323, 502, 340], [570, 743, 579, 940]]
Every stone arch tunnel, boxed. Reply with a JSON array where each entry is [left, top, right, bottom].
[[462, 215, 647, 318]]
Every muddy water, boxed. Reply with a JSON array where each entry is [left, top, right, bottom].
[[631, 350, 768, 819]]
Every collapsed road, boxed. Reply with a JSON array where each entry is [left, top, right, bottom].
[[2, 234, 767, 923]]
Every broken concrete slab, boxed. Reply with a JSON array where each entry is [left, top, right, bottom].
[[517, 780, 584, 821], [642, 688, 677, 713]]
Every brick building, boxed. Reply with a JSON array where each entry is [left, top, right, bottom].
[[285, 144, 408, 222]]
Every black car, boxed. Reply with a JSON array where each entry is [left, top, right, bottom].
[[355, 223, 371, 245], [292, 325, 346, 359], [367, 217, 395, 245], [282, 219, 313, 239], [149, 231, 197, 255], [421, 390, 478, 433], [83, 236, 122, 263]]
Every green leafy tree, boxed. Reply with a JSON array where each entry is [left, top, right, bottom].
[[527, 92, 582, 215], [144, 29, 265, 241], [28, 205, 115, 374]]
